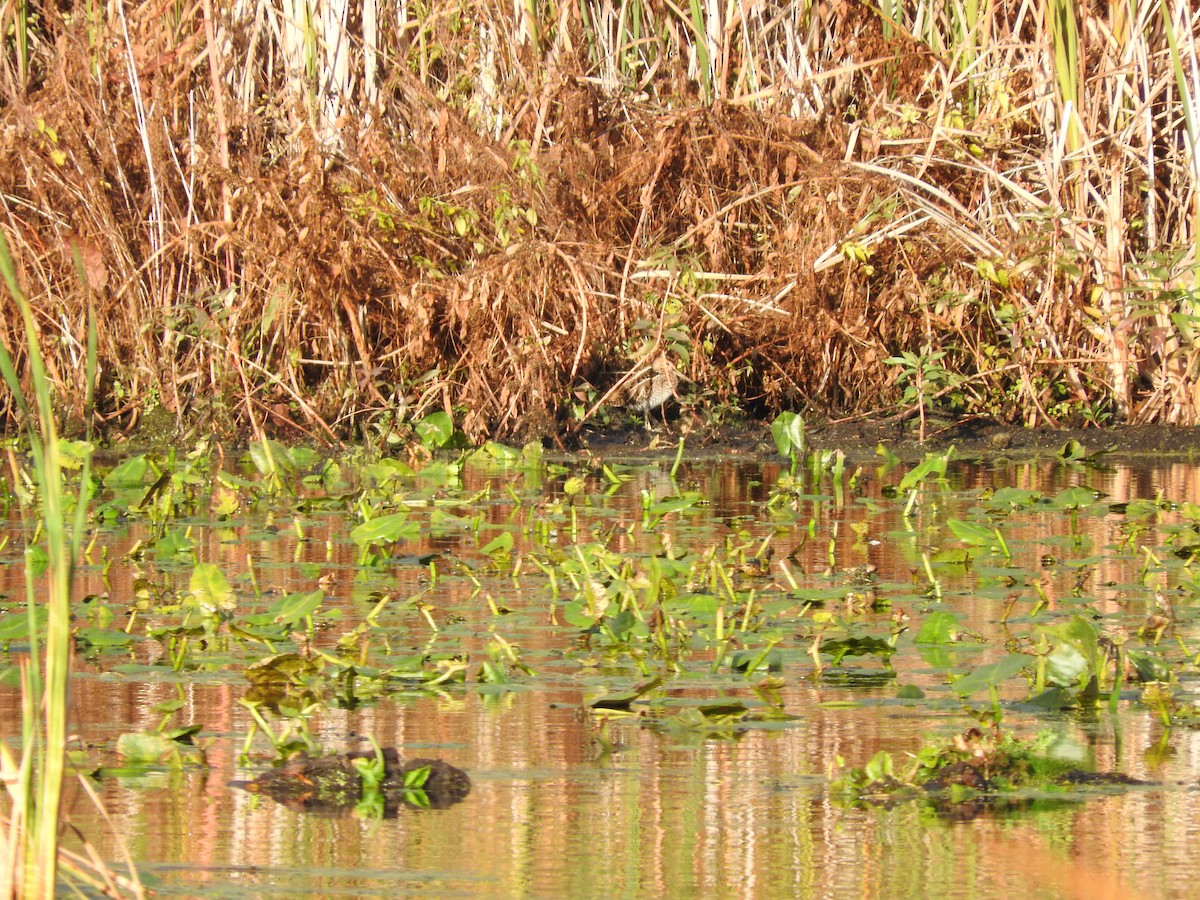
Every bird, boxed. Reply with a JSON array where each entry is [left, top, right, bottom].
[[623, 355, 685, 427]]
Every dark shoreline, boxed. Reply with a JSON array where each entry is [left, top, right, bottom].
[[569, 418, 1200, 464]]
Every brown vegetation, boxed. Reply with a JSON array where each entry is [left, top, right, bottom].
[[1, 1, 1197, 443]]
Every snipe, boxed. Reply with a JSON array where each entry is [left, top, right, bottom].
[[624, 355, 684, 427]]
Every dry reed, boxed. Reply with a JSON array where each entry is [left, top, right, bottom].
[[0, 1, 1195, 441]]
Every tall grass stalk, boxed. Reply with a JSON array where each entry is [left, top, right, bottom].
[[1160, 0, 1200, 208], [1048, 0, 1083, 158], [0, 228, 96, 898], [14, 0, 30, 92]]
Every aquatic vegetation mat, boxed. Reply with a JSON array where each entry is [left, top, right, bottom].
[[834, 724, 1153, 820], [233, 749, 471, 818], [5, 433, 1200, 892]]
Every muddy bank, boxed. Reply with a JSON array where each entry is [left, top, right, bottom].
[[574, 416, 1200, 464], [110, 391, 1200, 462]]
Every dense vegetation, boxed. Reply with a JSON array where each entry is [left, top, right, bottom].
[[1, 1, 1198, 442]]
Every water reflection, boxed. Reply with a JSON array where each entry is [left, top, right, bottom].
[[3, 453, 1200, 897]]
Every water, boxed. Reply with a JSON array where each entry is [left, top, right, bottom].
[[5, 450, 1200, 897]]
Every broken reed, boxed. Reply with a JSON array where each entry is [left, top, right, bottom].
[[0, 1, 1197, 437]]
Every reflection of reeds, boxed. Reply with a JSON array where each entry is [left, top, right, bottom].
[[0, 232, 141, 897]]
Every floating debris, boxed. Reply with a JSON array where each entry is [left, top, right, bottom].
[[233, 749, 471, 818]]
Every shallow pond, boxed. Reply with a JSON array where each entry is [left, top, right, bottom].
[[5, 441, 1200, 898]]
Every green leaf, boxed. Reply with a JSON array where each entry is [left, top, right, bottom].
[[104, 454, 150, 489], [244, 652, 320, 685], [478, 441, 522, 463], [864, 750, 894, 783], [951, 653, 1028, 697], [268, 590, 325, 627], [415, 411, 454, 450], [1126, 650, 1172, 683], [403, 788, 431, 808], [26, 545, 48, 577], [164, 724, 203, 744], [289, 447, 321, 468], [117, 731, 176, 764], [404, 764, 431, 789], [479, 660, 509, 684], [430, 508, 473, 534], [607, 608, 636, 639], [672, 593, 718, 618], [522, 441, 543, 465], [770, 412, 805, 458], [189, 562, 236, 614], [228, 620, 289, 643], [1045, 643, 1088, 688], [75, 628, 134, 648], [480, 531, 514, 556], [153, 528, 194, 561], [821, 635, 895, 664], [947, 518, 999, 547], [1040, 615, 1100, 678], [987, 487, 1041, 510], [562, 600, 598, 628], [56, 438, 95, 467], [1052, 486, 1096, 510], [897, 449, 952, 491], [1026, 687, 1076, 709], [730, 648, 783, 673], [362, 458, 416, 485], [248, 439, 296, 476], [914, 610, 959, 644], [350, 511, 420, 547], [1058, 439, 1087, 461], [0, 607, 47, 641], [647, 495, 700, 516]]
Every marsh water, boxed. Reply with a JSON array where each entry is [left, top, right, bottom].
[[6, 444, 1200, 898]]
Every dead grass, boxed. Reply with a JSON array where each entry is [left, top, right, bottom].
[[0, 2, 1196, 441]]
